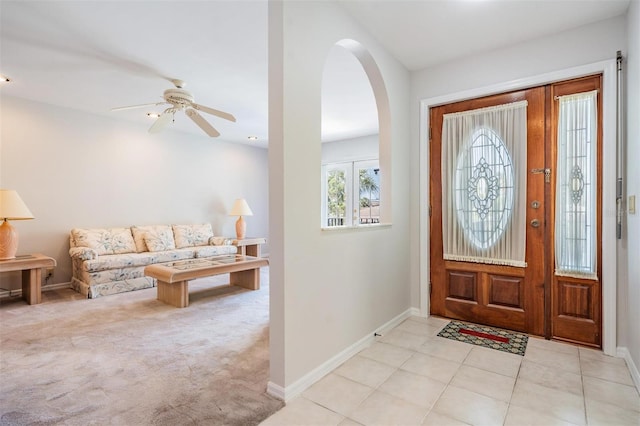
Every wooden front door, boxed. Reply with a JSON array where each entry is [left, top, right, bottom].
[[429, 75, 602, 347]]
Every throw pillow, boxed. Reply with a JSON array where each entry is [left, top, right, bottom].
[[143, 227, 176, 252], [71, 228, 136, 255], [132, 225, 173, 252], [172, 224, 214, 248]]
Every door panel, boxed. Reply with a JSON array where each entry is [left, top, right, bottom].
[[430, 87, 545, 334], [550, 75, 602, 347], [430, 75, 602, 346]]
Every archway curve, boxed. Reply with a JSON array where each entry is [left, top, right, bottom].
[[325, 38, 392, 224]]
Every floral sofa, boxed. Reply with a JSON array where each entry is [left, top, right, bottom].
[[69, 224, 237, 298]]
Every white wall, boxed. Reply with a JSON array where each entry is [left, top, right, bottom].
[[410, 13, 632, 363], [321, 134, 378, 164], [0, 96, 269, 290], [269, 1, 411, 394], [624, 0, 640, 383]]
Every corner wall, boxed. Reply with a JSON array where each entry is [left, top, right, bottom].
[[624, 0, 640, 384], [268, 1, 411, 395], [0, 96, 269, 289]]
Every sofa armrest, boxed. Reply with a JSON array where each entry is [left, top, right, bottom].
[[209, 236, 230, 246], [69, 247, 99, 261]]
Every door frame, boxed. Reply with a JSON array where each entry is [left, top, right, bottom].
[[419, 59, 618, 356]]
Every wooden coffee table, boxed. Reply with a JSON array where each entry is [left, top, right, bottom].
[[144, 255, 268, 308]]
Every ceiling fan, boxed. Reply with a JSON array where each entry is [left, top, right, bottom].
[[112, 79, 236, 137]]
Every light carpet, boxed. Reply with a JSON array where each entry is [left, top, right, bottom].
[[0, 267, 283, 425]]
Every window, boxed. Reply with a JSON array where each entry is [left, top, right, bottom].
[[322, 160, 380, 228], [555, 90, 598, 278]]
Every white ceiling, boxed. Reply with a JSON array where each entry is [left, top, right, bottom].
[[0, 1, 630, 147]]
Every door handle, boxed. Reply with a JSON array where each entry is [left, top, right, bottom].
[[530, 219, 541, 228]]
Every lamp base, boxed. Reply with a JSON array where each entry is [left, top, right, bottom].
[[0, 219, 19, 260], [235, 216, 246, 240]]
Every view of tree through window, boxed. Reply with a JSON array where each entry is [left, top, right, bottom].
[[327, 169, 346, 226], [358, 167, 380, 224]]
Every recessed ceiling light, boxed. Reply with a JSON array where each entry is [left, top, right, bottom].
[[248, 136, 258, 141], [0, 75, 11, 83], [147, 112, 161, 118]]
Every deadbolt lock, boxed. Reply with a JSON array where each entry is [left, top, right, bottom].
[[531, 200, 540, 209], [531, 219, 541, 228]]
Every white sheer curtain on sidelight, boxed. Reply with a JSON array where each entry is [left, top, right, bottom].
[[555, 90, 598, 279], [442, 101, 528, 267]]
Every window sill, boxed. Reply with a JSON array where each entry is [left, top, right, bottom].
[[321, 223, 392, 232]]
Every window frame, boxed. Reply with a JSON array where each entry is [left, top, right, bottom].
[[321, 158, 380, 229]]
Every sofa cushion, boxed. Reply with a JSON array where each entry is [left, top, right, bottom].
[[144, 227, 176, 252], [71, 227, 136, 255], [172, 224, 214, 248], [81, 250, 195, 273], [131, 225, 173, 253]]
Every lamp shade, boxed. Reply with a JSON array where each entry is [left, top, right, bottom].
[[0, 190, 34, 220], [229, 198, 253, 217]]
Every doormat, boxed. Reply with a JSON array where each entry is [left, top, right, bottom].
[[437, 320, 528, 356]]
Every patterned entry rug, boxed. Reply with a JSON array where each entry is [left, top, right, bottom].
[[437, 320, 529, 356]]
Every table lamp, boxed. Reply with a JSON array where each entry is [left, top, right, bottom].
[[0, 190, 34, 260], [229, 198, 253, 240]]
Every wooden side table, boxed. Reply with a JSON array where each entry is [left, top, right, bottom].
[[0, 253, 56, 304], [232, 237, 266, 257]]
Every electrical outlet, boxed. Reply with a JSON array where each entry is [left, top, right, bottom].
[[45, 268, 54, 279], [629, 195, 636, 215]]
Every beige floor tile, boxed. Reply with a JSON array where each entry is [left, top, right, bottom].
[[517, 359, 583, 396], [416, 335, 473, 364], [579, 346, 628, 366], [463, 346, 522, 378], [503, 404, 580, 426], [259, 397, 344, 426], [358, 342, 414, 367], [583, 375, 640, 412], [378, 369, 446, 408], [510, 380, 586, 425], [449, 365, 516, 402], [349, 390, 430, 426], [526, 336, 580, 356], [400, 352, 461, 384], [302, 373, 373, 417], [338, 419, 364, 426], [585, 398, 640, 426], [334, 355, 396, 388], [523, 345, 581, 375], [379, 328, 429, 350], [580, 357, 635, 386], [432, 385, 508, 426], [395, 318, 443, 337], [422, 410, 471, 426]]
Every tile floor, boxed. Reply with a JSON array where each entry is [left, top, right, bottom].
[[261, 316, 640, 425]]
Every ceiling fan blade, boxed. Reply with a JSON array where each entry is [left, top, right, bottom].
[[186, 109, 220, 137], [148, 109, 173, 134], [111, 101, 167, 112], [191, 103, 236, 122]]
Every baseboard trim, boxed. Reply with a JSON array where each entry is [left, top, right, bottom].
[[0, 282, 72, 299], [267, 307, 416, 402], [617, 346, 640, 392]]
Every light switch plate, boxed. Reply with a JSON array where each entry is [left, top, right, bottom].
[[630, 195, 636, 215]]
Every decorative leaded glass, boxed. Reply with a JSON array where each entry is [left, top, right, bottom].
[[455, 127, 514, 250]]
